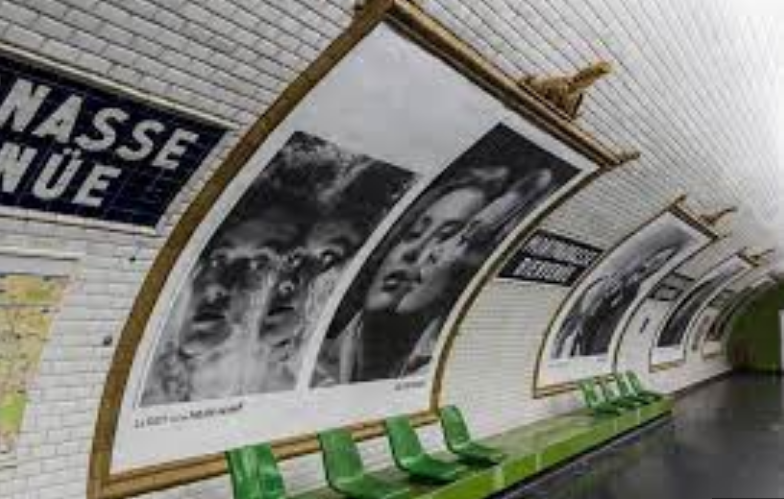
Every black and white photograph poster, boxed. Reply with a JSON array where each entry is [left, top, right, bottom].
[[702, 276, 774, 356], [140, 131, 414, 406], [111, 22, 597, 472], [613, 271, 699, 375], [537, 209, 712, 391], [651, 254, 753, 367], [311, 123, 580, 387]]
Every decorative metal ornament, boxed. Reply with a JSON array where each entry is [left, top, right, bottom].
[[519, 61, 613, 120]]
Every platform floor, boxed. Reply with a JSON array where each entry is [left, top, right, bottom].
[[505, 374, 784, 499]]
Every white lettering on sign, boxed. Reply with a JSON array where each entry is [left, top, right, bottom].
[[73, 164, 122, 207], [0, 78, 50, 132], [32, 149, 83, 200], [75, 107, 129, 152], [0, 61, 224, 226], [116, 119, 164, 161], [152, 128, 199, 170]]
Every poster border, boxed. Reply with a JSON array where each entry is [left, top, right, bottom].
[[530, 197, 721, 398], [88, 1, 625, 498], [646, 251, 757, 372]]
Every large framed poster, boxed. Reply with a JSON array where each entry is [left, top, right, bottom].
[[688, 289, 734, 353], [105, 8, 604, 479], [701, 276, 775, 357], [535, 205, 714, 393], [650, 253, 755, 368], [0, 251, 74, 467]]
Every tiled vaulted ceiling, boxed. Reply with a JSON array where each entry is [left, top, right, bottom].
[[6, 0, 783, 267], [422, 0, 784, 263]]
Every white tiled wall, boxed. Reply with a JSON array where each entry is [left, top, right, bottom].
[[1, 0, 782, 498]]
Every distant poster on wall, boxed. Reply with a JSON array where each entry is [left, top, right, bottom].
[[651, 254, 753, 367], [496, 230, 602, 286], [689, 308, 721, 352], [688, 289, 736, 352], [612, 268, 699, 373], [649, 273, 694, 302], [112, 22, 597, 472], [0, 255, 72, 467], [536, 209, 712, 391], [701, 276, 775, 356], [0, 51, 226, 228]]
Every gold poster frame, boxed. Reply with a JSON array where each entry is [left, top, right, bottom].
[[647, 250, 758, 373], [529, 197, 721, 398], [88, 1, 626, 498]]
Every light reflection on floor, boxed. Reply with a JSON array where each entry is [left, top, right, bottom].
[[494, 374, 784, 499]]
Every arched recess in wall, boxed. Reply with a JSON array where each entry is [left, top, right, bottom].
[[702, 274, 776, 361], [646, 250, 758, 371], [524, 196, 721, 396], [693, 266, 772, 359], [88, 1, 629, 498]]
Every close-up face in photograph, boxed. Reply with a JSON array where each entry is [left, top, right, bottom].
[[179, 210, 303, 361], [173, 210, 305, 399], [364, 185, 487, 316], [141, 131, 415, 404], [257, 218, 363, 346]]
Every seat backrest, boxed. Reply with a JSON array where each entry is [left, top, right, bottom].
[[627, 371, 645, 393], [226, 444, 286, 499], [439, 405, 472, 448], [385, 416, 425, 467], [613, 373, 633, 397], [596, 377, 618, 402], [577, 379, 601, 409], [318, 428, 365, 485]]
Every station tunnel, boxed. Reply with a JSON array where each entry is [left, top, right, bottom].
[[1, 1, 784, 498]]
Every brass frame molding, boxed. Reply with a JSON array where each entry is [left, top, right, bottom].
[[747, 248, 775, 265], [699, 206, 738, 227], [519, 61, 613, 121]]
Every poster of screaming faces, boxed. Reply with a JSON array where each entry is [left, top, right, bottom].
[[0, 52, 225, 228], [650, 253, 754, 367], [535, 208, 713, 392], [111, 23, 598, 471]]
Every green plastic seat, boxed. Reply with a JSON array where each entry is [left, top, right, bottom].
[[385, 416, 467, 483], [226, 444, 287, 499], [596, 377, 644, 409], [318, 428, 410, 499], [577, 379, 623, 417], [438, 406, 506, 465], [626, 371, 663, 401], [613, 373, 653, 404]]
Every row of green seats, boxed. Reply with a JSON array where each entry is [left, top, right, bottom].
[[577, 371, 663, 418], [226, 406, 506, 499]]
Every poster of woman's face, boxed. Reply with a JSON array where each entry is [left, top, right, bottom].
[[311, 124, 579, 386], [656, 256, 750, 348], [140, 132, 414, 406], [547, 211, 706, 361]]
